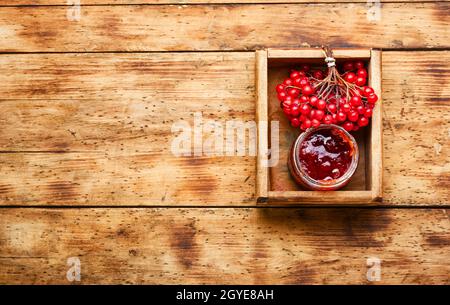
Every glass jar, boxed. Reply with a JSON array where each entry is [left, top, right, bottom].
[[288, 124, 359, 191]]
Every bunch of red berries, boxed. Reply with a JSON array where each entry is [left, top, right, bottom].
[[275, 60, 378, 132]]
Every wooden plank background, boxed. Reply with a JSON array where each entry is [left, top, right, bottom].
[[1, 208, 449, 284], [0, 0, 449, 284], [0, 51, 448, 206], [2, 1, 444, 5], [0, 3, 449, 52]]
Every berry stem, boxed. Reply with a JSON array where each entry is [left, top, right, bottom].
[[313, 46, 365, 104]]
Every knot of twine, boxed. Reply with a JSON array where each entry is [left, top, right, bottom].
[[322, 46, 336, 67], [324, 56, 336, 67]]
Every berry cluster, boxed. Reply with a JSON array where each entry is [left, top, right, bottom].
[[275, 60, 378, 132]]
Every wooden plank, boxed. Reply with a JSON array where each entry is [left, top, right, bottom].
[[4, 0, 445, 4], [0, 3, 448, 52], [369, 49, 383, 201], [255, 50, 268, 201], [0, 52, 255, 152], [0, 208, 448, 284], [0, 51, 449, 206], [0, 153, 256, 205], [1, 0, 442, 5], [382, 51, 450, 205], [0, 52, 256, 206], [268, 48, 371, 59], [268, 191, 374, 205]]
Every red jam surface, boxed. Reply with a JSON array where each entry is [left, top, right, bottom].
[[299, 129, 353, 181]]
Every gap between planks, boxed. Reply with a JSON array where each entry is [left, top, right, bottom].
[[0, 205, 449, 209]]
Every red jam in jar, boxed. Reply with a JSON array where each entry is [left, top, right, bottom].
[[299, 129, 352, 181], [288, 125, 359, 191]]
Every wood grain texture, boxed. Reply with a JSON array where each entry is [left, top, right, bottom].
[[267, 191, 374, 205], [369, 49, 383, 201], [0, 3, 448, 52], [0, 0, 448, 287], [0, 52, 255, 152], [0, 52, 256, 205], [268, 48, 372, 59], [382, 51, 450, 205], [0, 51, 449, 205], [0, 52, 255, 153], [255, 50, 268, 201], [2, 0, 443, 5], [0, 153, 256, 205], [0, 208, 448, 284]]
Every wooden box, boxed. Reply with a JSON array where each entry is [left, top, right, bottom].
[[256, 48, 382, 205]]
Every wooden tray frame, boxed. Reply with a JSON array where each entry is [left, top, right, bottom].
[[256, 48, 382, 205]]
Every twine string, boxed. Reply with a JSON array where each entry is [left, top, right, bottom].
[[322, 45, 336, 67], [325, 57, 336, 67]]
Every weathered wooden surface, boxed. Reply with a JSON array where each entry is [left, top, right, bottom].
[[0, 3, 448, 52], [256, 50, 268, 200], [0, 52, 256, 206], [0, 52, 255, 152], [2, 0, 442, 5], [0, 0, 449, 285], [0, 208, 448, 284], [0, 51, 448, 205], [382, 51, 450, 205]]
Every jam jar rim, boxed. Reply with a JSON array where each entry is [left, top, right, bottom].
[[291, 124, 359, 190]]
